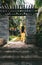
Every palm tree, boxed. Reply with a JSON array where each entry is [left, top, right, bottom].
[[35, 0, 42, 8], [1, 0, 16, 8], [35, 0, 42, 47]]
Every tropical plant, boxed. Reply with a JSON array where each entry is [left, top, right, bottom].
[[35, 0, 42, 47], [35, 0, 42, 8]]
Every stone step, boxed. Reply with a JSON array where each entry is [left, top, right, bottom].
[[0, 48, 42, 56], [0, 47, 42, 61], [0, 51, 37, 56], [0, 48, 38, 55], [0, 54, 42, 61]]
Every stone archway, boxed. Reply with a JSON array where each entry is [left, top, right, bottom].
[[0, 5, 38, 45]]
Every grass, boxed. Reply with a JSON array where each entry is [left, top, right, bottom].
[[9, 36, 16, 41], [9, 35, 21, 41]]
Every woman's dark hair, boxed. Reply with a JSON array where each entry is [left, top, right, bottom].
[[21, 26, 25, 33]]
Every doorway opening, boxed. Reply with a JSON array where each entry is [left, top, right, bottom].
[[9, 16, 26, 42]]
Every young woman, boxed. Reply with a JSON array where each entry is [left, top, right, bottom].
[[21, 26, 25, 42]]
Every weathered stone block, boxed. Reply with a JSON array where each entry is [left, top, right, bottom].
[[0, 38, 7, 46]]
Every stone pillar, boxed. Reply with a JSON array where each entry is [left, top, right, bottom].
[[0, 15, 9, 43], [25, 14, 36, 44]]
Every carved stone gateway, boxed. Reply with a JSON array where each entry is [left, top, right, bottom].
[[26, 14, 36, 44], [0, 7, 37, 44]]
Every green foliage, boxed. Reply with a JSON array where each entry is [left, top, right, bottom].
[[35, 0, 42, 8], [9, 19, 17, 28], [36, 32, 42, 47], [9, 36, 16, 40], [35, 0, 42, 47], [1, 0, 16, 8], [1, 0, 10, 5]]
